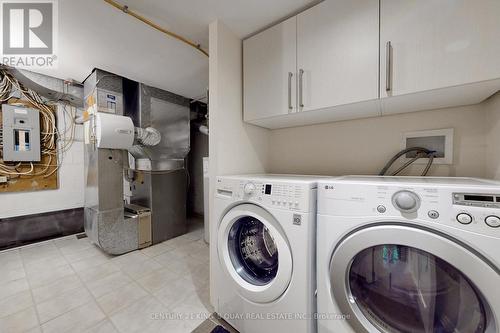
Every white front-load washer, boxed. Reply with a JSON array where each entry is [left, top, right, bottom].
[[317, 176, 500, 333], [211, 174, 327, 333]]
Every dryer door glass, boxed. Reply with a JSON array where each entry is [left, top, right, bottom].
[[227, 216, 279, 286], [349, 245, 486, 333]]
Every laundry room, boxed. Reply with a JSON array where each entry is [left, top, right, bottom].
[[0, 1, 500, 333]]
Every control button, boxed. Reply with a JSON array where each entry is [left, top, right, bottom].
[[428, 210, 439, 219], [456, 213, 473, 225], [392, 191, 421, 213], [377, 205, 386, 213], [485, 215, 500, 228], [243, 183, 256, 195]]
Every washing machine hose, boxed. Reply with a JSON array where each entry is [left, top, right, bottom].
[[379, 147, 436, 176]]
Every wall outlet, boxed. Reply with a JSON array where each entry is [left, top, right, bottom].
[[401, 128, 454, 165]]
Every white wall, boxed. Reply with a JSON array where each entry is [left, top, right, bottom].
[[0, 106, 84, 218], [208, 20, 270, 180], [208, 21, 270, 180], [267, 103, 489, 178], [207, 19, 270, 218], [485, 92, 500, 180]]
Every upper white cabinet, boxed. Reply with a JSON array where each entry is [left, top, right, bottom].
[[297, 0, 379, 112], [243, 17, 297, 122], [243, 0, 500, 128], [244, 0, 380, 128], [380, 0, 500, 98]]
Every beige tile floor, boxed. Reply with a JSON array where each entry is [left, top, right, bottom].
[[0, 223, 211, 333]]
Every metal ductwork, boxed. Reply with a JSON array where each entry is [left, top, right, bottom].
[[83, 68, 191, 254], [1, 66, 84, 107]]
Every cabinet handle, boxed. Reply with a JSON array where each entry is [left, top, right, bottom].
[[288, 72, 293, 112], [385, 41, 392, 92], [299, 69, 304, 108]]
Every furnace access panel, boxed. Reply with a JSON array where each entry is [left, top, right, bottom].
[[2, 104, 41, 162]]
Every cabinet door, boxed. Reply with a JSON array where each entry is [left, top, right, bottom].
[[297, 0, 379, 113], [243, 17, 297, 122], [381, 0, 500, 98]]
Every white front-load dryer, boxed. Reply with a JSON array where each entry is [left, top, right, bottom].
[[211, 175, 327, 333], [317, 176, 500, 333]]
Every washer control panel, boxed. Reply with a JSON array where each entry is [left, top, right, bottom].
[[249, 181, 306, 211], [216, 177, 315, 213]]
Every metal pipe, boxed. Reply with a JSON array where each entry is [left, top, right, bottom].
[[103, 0, 209, 57]]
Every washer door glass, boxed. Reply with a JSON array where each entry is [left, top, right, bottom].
[[349, 245, 487, 333], [228, 216, 279, 286]]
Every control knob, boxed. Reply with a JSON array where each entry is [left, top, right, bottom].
[[456, 213, 473, 225], [243, 183, 256, 195], [485, 215, 500, 228], [392, 190, 420, 213]]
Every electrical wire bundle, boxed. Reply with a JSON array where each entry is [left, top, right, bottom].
[[0, 69, 77, 179], [379, 147, 436, 176]]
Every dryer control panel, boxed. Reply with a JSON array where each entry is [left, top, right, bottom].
[[318, 178, 500, 237], [453, 193, 500, 209], [216, 177, 317, 214], [452, 193, 500, 228]]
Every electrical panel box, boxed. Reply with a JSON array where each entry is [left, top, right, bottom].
[[2, 104, 41, 162]]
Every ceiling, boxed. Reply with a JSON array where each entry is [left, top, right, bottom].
[[33, 0, 319, 99]]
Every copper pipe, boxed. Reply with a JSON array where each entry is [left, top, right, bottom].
[[103, 0, 209, 57]]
